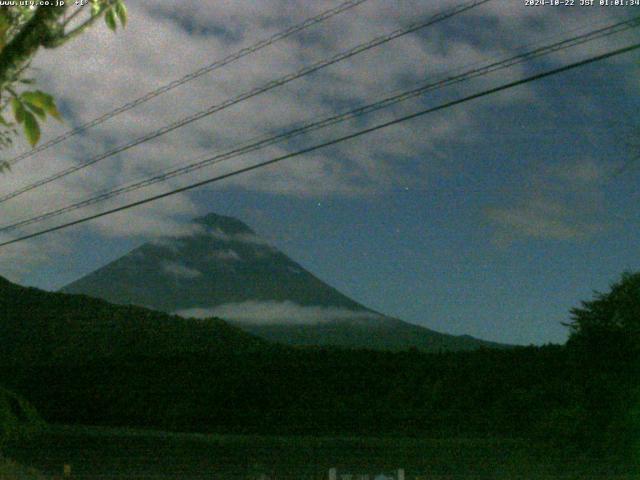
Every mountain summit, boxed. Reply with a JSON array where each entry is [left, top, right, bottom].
[[62, 213, 504, 351], [63, 213, 369, 315]]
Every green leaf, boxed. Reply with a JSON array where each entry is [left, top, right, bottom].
[[22, 90, 61, 121], [11, 98, 25, 124], [0, 161, 11, 174], [0, 12, 9, 43], [21, 91, 49, 109], [0, 17, 8, 49], [116, 1, 127, 27], [40, 92, 61, 120], [44, 101, 62, 121], [24, 102, 46, 120], [105, 9, 117, 31], [0, 114, 9, 127], [91, 0, 102, 16], [23, 111, 40, 147]]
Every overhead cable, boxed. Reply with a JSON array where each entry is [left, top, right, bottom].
[[5, 0, 372, 167], [0, 0, 492, 204], [1, 40, 637, 248]]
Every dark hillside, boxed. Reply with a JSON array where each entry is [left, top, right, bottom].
[[0, 275, 265, 366]]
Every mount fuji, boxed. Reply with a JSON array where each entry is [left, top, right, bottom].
[[61, 213, 504, 351]]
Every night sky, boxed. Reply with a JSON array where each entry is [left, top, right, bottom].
[[0, 0, 638, 345]]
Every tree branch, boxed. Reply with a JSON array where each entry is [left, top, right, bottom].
[[0, 6, 67, 88], [62, 4, 86, 28], [47, 10, 103, 48]]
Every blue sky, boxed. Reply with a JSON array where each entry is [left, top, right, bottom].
[[0, 0, 638, 344]]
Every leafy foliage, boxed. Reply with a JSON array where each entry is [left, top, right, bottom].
[[564, 272, 640, 462], [0, 1, 127, 166], [567, 271, 640, 352]]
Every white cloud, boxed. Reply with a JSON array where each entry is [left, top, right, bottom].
[[548, 158, 609, 187], [0, 0, 631, 272], [486, 158, 614, 244], [208, 248, 241, 261], [0, 232, 71, 284], [148, 237, 184, 253], [207, 227, 273, 247], [162, 261, 202, 278], [486, 198, 599, 242], [177, 300, 382, 325]]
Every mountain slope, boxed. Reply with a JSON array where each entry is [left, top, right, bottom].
[[62, 213, 369, 314], [241, 317, 506, 351], [62, 212, 505, 351], [0, 275, 264, 366]]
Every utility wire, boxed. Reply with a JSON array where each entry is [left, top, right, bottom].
[[5, 0, 372, 167], [1, 16, 637, 235], [1, 41, 637, 249], [0, 0, 492, 205]]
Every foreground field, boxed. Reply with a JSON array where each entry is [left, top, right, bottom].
[[0, 456, 45, 479], [5, 425, 637, 479]]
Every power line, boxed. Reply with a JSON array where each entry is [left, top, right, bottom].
[[5, 0, 372, 167], [1, 21, 635, 236], [0, 0, 493, 205], [1, 16, 637, 235], [1, 41, 637, 249]]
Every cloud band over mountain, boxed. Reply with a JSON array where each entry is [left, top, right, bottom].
[[177, 300, 382, 325]]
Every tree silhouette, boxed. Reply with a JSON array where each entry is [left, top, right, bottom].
[[567, 271, 640, 358], [565, 271, 639, 461]]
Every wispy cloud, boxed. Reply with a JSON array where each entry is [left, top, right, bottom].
[[208, 249, 242, 261], [162, 261, 202, 279], [486, 158, 613, 244], [207, 228, 273, 246], [177, 300, 381, 325], [0, 0, 631, 273]]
